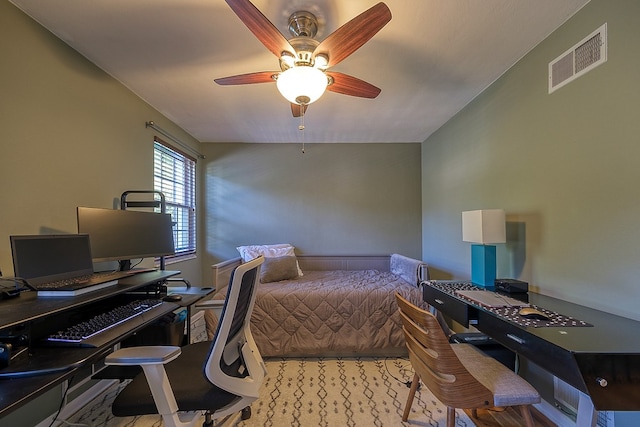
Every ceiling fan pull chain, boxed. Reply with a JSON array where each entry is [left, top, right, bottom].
[[299, 106, 305, 154]]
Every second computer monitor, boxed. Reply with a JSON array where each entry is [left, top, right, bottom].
[[77, 207, 175, 269]]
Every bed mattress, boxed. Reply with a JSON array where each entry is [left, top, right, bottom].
[[233, 269, 425, 356]]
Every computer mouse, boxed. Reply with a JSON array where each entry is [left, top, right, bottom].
[[163, 294, 183, 302], [518, 307, 550, 320]]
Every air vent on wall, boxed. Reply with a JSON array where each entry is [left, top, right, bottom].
[[549, 23, 607, 93]]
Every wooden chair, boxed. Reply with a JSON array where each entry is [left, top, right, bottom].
[[105, 256, 265, 427], [395, 293, 540, 427]]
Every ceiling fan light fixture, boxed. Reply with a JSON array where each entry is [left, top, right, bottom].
[[280, 52, 296, 69], [314, 54, 329, 70], [276, 66, 328, 105]]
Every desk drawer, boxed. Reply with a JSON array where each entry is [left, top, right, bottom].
[[423, 285, 471, 327], [476, 310, 586, 393]]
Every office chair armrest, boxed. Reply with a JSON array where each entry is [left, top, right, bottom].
[[195, 299, 225, 309], [106, 346, 181, 366], [106, 346, 184, 418]]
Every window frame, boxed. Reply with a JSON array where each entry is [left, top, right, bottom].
[[153, 137, 197, 261]]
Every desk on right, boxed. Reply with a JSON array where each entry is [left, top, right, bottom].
[[422, 280, 640, 424]]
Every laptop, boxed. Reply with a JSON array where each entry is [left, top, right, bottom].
[[10, 234, 132, 296]]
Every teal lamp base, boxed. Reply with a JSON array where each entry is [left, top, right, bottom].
[[471, 244, 496, 289]]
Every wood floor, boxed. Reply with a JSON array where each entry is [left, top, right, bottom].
[[463, 406, 557, 427]]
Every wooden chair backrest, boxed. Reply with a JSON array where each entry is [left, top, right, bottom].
[[395, 293, 494, 409]]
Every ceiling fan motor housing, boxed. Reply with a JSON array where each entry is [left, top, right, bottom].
[[280, 36, 320, 69], [288, 11, 318, 38]]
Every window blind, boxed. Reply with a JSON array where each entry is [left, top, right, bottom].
[[153, 139, 196, 256]]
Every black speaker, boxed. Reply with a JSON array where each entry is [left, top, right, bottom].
[[494, 278, 528, 294]]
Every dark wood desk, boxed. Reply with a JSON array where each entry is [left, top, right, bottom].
[[423, 281, 640, 413], [0, 270, 182, 417]]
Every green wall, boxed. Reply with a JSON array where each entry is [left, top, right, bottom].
[[0, 2, 202, 423], [422, 1, 640, 423], [0, 1, 202, 282], [422, 0, 640, 322], [201, 142, 422, 286]]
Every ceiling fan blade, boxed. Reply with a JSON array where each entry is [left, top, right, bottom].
[[225, 0, 296, 58], [313, 2, 391, 68], [291, 103, 308, 117], [326, 72, 381, 98], [214, 71, 278, 85]]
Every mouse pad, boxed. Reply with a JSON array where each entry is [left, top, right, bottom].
[[490, 305, 593, 328], [426, 281, 592, 328]]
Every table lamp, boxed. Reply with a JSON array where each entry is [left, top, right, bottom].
[[462, 209, 506, 288]]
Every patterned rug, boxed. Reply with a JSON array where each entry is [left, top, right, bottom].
[[65, 357, 475, 426]]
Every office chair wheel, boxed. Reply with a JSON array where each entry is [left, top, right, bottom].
[[241, 406, 251, 420]]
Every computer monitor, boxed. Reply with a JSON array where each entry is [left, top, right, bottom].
[[10, 234, 94, 285], [77, 207, 175, 270]]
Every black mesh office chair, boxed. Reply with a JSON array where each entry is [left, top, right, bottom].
[[105, 256, 265, 427]]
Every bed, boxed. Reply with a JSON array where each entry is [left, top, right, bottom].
[[207, 248, 429, 357]]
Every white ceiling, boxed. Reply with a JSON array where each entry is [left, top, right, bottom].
[[10, 0, 590, 143]]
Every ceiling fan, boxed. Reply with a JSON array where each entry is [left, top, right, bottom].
[[214, 0, 392, 117]]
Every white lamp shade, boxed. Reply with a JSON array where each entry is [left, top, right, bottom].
[[462, 209, 506, 244], [276, 66, 328, 105]]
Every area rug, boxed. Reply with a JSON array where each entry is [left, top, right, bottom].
[[65, 357, 475, 426]]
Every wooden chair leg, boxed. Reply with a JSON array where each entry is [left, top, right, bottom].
[[446, 407, 456, 427], [402, 373, 420, 421], [519, 404, 535, 427]]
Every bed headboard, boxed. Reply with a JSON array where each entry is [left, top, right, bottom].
[[211, 257, 242, 292], [297, 255, 390, 271], [211, 255, 391, 291]]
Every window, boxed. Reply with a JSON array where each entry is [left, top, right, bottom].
[[154, 139, 196, 258]]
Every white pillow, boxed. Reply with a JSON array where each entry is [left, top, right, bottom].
[[236, 244, 303, 276]]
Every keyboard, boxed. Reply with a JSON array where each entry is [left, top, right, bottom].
[[32, 270, 135, 292], [45, 299, 167, 347]]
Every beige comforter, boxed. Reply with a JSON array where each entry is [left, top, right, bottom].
[[212, 269, 425, 357]]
